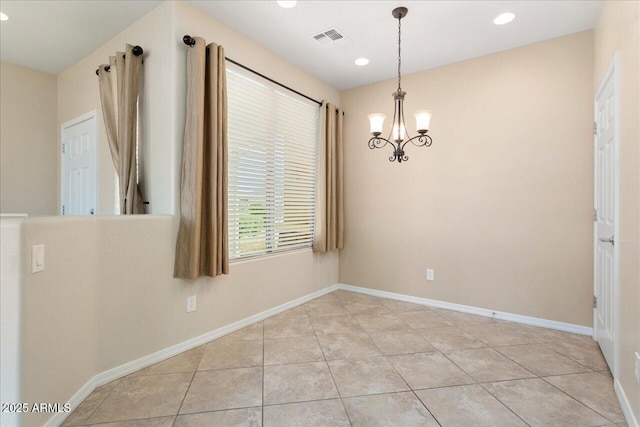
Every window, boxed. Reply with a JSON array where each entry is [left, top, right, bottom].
[[227, 64, 319, 259]]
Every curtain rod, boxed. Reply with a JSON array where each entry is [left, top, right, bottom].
[[95, 45, 144, 76], [182, 35, 324, 108]]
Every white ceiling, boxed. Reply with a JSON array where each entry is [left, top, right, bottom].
[[0, 1, 601, 89], [0, 0, 162, 75], [189, 0, 602, 90]]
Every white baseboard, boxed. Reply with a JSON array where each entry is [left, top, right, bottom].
[[336, 284, 593, 336], [93, 284, 338, 387], [49, 282, 602, 427], [47, 284, 339, 427], [44, 379, 96, 427], [615, 378, 639, 427]]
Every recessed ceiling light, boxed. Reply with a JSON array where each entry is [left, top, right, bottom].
[[0, 12, 9, 21], [355, 58, 369, 66], [494, 12, 515, 25], [277, 1, 297, 8]]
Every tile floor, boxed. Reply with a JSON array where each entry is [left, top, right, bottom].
[[62, 290, 627, 427]]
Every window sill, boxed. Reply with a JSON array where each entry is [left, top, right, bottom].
[[229, 246, 314, 265]]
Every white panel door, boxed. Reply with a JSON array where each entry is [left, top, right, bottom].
[[594, 55, 618, 373], [61, 112, 97, 216]]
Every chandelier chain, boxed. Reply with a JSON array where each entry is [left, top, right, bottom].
[[397, 14, 402, 91]]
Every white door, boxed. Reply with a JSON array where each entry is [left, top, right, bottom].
[[61, 111, 98, 215], [593, 54, 619, 373]]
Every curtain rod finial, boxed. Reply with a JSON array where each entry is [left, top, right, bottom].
[[95, 65, 111, 77], [183, 35, 195, 47]]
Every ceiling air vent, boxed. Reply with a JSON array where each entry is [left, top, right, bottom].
[[312, 27, 351, 47]]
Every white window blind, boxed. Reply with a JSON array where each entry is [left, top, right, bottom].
[[227, 64, 319, 260]]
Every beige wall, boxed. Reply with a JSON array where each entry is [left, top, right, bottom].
[[21, 217, 98, 427], [21, 2, 340, 426], [56, 2, 174, 215], [21, 216, 337, 427], [0, 61, 57, 216], [340, 31, 595, 327], [594, 0, 640, 422]]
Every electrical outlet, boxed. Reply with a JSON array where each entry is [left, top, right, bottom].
[[31, 244, 45, 273], [426, 269, 435, 281], [635, 352, 640, 384], [186, 295, 197, 313]]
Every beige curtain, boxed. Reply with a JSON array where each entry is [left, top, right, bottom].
[[314, 102, 344, 253], [174, 38, 229, 280], [97, 44, 144, 214]]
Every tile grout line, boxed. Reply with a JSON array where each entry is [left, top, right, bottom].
[[447, 322, 596, 379], [409, 388, 444, 427], [61, 386, 113, 427], [336, 293, 447, 423], [492, 345, 589, 377], [75, 379, 129, 426], [424, 331, 534, 426], [351, 295, 536, 427], [477, 382, 533, 427], [348, 296, 472, 424], [175, 405, 260, 418], [468, 342, 618, 426], [84, 415, 177, 426], [459, 324, 603, 376], [307, 300, 354, 426], [539, 341, 605, 371], [171, 347, 207, 426], [348, 297, 444, 426], [488, 340, 597, 374], [538, 375, 622, 424], [410, 317, 535, 427], [474, 347, 539, 379]]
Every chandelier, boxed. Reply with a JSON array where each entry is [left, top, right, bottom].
[[367, 7, 433, 163]]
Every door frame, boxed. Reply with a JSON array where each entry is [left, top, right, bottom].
[[60, 110, 99, 215], [593, 53, 620, 377]]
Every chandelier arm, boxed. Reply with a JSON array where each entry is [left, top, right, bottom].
[[368, 136, 403, 164], [403, 133, 433, 149], [400, 133, 412, 150], [368, 136, 391, 150]]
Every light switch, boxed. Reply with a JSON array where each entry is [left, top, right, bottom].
[[32, 244, 45, 273]]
